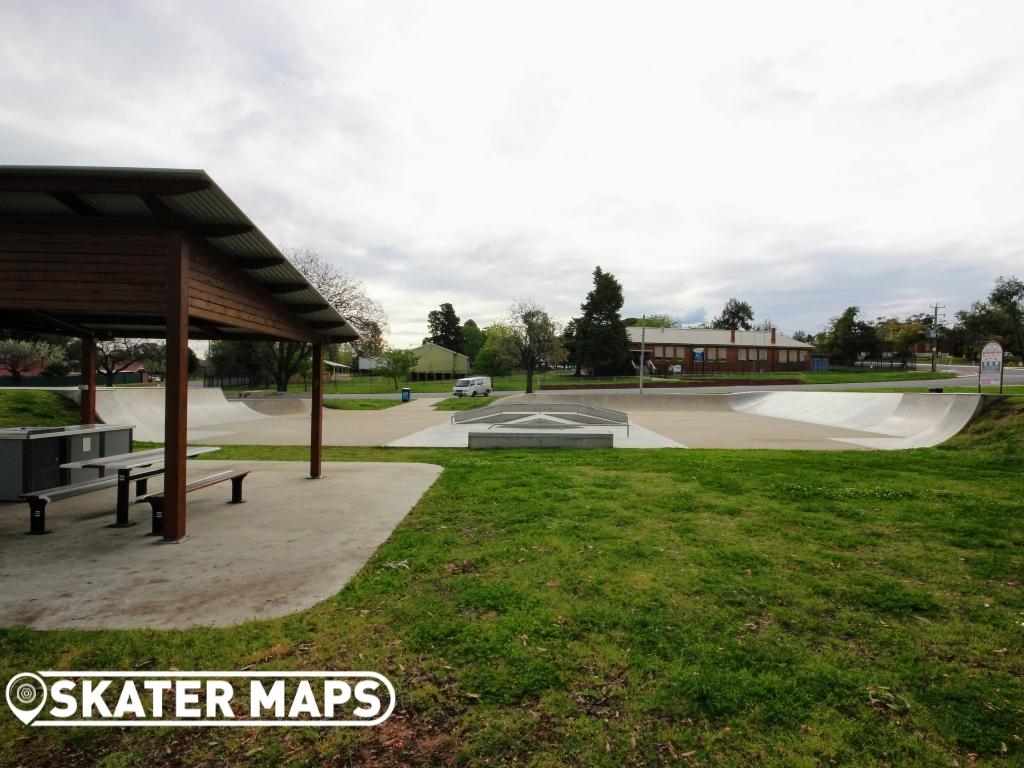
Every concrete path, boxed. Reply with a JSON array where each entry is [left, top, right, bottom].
[[0, 460, 441, 629]]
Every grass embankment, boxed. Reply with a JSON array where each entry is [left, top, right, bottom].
[[0, 390, 78, 428], [848, 386, 1024, 396], [432, 396, 501, 411], [2, 400, 1021, 766], [232, 369, 957, 396], [323, 399, 404, 411]]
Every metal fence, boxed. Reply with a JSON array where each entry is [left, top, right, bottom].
[[203, 374, 254, 389], [854, 358, 917, 370]]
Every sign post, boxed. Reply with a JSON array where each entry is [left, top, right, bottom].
[[978, 340, 1004, 394]]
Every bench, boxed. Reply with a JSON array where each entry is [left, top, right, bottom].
[[144, 468, 250, 536], [20, 476, 120, 534]]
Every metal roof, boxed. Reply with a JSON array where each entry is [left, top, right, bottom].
[[0, 166, 358, 343], [627, 326, 814, 348]]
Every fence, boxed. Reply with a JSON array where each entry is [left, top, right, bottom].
[[203, 374, 255, 389], [854, 358, 917, 370]]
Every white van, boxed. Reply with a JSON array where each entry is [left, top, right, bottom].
[[451, 376, 492, 397]]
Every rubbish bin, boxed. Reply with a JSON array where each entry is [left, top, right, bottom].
[[401, 388, 411, 403]]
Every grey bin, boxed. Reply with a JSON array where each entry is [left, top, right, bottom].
[[0, 424, 133, 501]]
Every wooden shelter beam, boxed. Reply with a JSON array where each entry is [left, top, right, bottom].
[[79, 336, 97, 424], [162, 233, 190, 542], [310, 343, 324, 479]]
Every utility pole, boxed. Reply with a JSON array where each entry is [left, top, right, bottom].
[[639, 315, 646, 395], [929, 303, 945, 373]]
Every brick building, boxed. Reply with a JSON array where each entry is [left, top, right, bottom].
[[628, 326, 815, 374]]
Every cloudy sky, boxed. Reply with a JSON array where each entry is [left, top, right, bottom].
[[3, 1, 1022, 345]]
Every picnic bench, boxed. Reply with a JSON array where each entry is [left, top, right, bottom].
[[20, 446, 219, 534], [143, 467, 249, 536]]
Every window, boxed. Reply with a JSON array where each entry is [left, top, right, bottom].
[[738, 348, 748, 361], [799, 350, 808, 362], [757, 349, 767, 361], [654, 346, 664, 358]]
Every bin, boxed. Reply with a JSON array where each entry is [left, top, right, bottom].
[[401, 388, 411, 403]]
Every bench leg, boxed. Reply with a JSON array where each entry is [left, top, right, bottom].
[[111, 472, 136, 528], [229, 475, 246, 504], [27, 499, 49, 535], [149, 498, 164, 536], [135, 478, 148, 497]]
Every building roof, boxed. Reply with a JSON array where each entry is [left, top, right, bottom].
[[412, 341, 470, 359], [627, 326, 814, 349], [0, 166, 357, 343]]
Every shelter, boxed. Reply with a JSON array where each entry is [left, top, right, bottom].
[[0, 166, 358, 541], [408, 341, 469, 381]]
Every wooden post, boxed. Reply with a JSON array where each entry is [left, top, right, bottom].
[[310, 342, 324, 478], [79, 336, 97, 424], [163, 233, 190, 542]]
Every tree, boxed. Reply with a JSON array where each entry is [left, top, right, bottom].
[[424, 303, 464, 353], [575, 267, 631, 375], [989, 275, 1024, 357], [504, 300, 565, 394], [791, 330, 815, 345], [462, 319, 485, 362], [247, 248, 388, 392], [561, 318, 581, 376], [377, 348, 419, 389], [712, 299, 755, 330], [352, 320, 386, 360], [474, 324, 518, 377], [819, 307, 880, 365], [97, 338, 145, 386], [0, 338, 61, 385], [625, 313, 676, 328]]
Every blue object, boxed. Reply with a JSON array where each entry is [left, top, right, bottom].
[[401, 388, 411, 403]]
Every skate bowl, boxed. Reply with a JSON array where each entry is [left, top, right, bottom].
[[514, 391, 983, 450], [93, 387, 267, 441]]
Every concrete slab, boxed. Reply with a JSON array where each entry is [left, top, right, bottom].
[[388, 422, 682, 449], [0, 460, 441, 629]]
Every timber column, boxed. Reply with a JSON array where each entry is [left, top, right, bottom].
[[163, 233, 190, 541], [310, 342, 324, 478], [79, 336, 97, 424]]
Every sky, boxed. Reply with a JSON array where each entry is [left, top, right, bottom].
[[2, 0, 1023, 346]]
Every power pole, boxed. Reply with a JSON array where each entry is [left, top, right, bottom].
[[929, 303, 945, 373]]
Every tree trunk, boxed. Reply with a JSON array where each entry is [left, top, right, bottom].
[[525, 367, 534, 394], [104, 371, 115, 387]]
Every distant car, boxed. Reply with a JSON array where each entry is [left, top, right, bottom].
[[451, 376, 492, 397]]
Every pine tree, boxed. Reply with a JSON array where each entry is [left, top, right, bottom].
[[576, 267, 631, 376]]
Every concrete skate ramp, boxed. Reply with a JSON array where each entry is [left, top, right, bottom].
[[236, 397, 311, 416], [516, 391, 981, 450], [96, 387, 266, 441]]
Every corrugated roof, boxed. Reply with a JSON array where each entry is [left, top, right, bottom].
[[626, 326, 814, 349], [0, 166, 358, 343]]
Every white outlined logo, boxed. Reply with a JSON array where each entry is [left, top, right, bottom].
[[5, 671, 395, 727]]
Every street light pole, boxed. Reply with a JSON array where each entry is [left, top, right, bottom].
[[639, 316, 646, 395]]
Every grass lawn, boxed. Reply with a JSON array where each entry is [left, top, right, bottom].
[[0, 389, 78, 428], [323, 398, 404, 411], [230, 369, 958, 396], [1, 400, 1021, 766], [432, 396, 502, 411]]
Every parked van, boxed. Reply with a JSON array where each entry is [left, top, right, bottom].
[[451, 376, 492, 397]]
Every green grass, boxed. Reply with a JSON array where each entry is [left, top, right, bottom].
[[432, 396, 502, 411], [0, 389, 79, 428], [323, 398, 404, 411], [2, 400, 1022, 766], [846, 386, 1024, 395], [230, 369, 957, 395]]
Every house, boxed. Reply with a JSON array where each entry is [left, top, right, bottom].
[[408, 342, 470, 381], [628, 326, 815, 374]]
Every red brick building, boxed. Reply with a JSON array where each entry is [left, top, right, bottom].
[[628, 326, 814, 374]]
